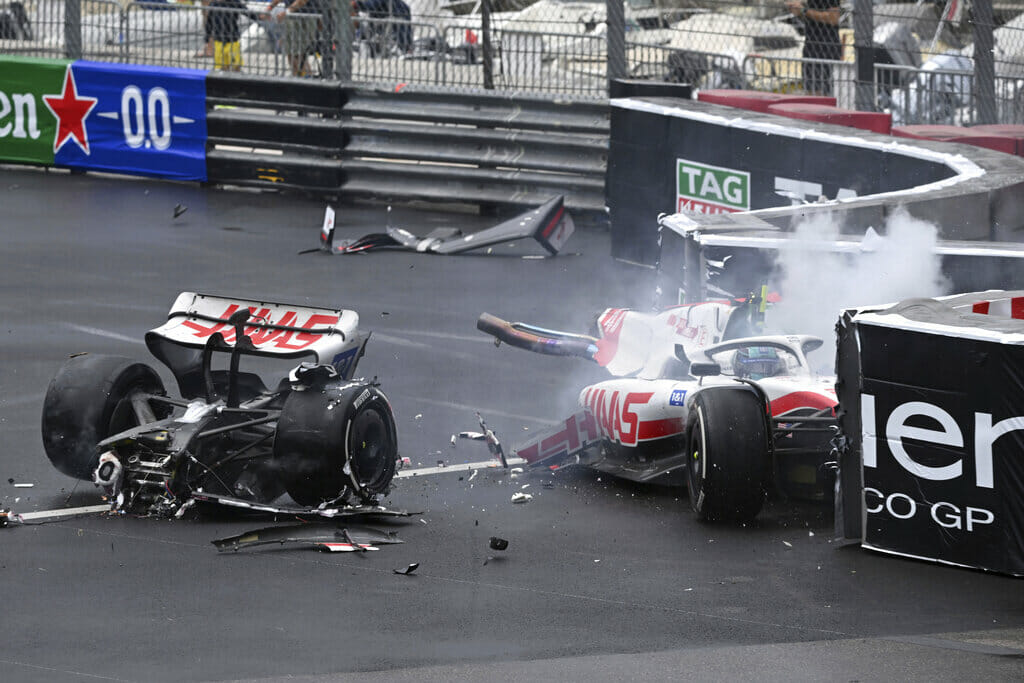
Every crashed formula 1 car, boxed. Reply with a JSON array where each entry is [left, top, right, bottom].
[[41, 293, 401, 518], [478, 295, 839, 521]]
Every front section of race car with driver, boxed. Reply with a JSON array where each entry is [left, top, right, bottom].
[[478, 296, 839, 521]]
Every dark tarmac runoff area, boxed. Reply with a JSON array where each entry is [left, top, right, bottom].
[[1, 166, 1022, 683]]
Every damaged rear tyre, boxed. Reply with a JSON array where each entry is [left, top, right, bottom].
[[41, 354, 167, 480], [274, 381, 398, 506], [687, 387, 770, 522]]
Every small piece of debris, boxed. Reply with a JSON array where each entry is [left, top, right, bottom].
[[489, 537, 509, 551], [394, 563, 419, 575], [511, 493, 532, 504], [381, 311, 389, 317], [450, 435, 457, 447], [13, 483, 33, 489], [414, 414, 422, 420], [173, 204, 187, 218], [510, 467, 524, 475], [436, 460, 445, 468], [783, 541, 793, 548]]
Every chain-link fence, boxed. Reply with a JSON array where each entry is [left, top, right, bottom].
[[4, 0, 1024, 120]]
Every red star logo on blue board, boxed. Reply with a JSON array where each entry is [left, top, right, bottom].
[[43, 67, 98, 155]]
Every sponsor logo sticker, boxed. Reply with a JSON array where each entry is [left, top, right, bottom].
[[669, 389, 687, 406], [676, 158, 749, 215]]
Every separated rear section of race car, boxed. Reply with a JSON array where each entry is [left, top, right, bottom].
[[40, 292, 400, 517]]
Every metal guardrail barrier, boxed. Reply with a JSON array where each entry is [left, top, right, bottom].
[[629, 43, 743, 89], [877, 61, 1024, 126], [204, 76, 609, 211]]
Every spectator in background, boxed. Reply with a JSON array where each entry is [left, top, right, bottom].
[[266, 0, 325, 76], [353, 0, 411, 55], [786, 0, 841, 95], [196, 0, 214, 58], [209, 0, 259, 71]]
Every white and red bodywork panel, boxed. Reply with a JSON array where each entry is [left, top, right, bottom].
[[959, 293, 1024, 319], [146, 292, 363, 366], [593, 302, 735, 379], [576, 375, 836, 448]]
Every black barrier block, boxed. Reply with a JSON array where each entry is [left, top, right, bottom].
[[729, 129, 801, 206], [340, 159, 604, 212], [834, 310, 864, 542], [988, 176, 1024, 241], [207, 151, 341, 191], [346, 120, 606, 175], [887, 185, 993, 241], [207, 111, 343, 152], [609, 79, 692, 100], [881, 149, 955, 191], [853, 322, 1024, 575], [344, 88, 609, 135], [207, 73, 344, 111], [797, 138, 883, 199]]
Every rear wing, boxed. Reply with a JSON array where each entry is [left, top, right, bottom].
[[145, 292, 368, 382]]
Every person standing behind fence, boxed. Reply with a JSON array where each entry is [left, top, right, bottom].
[[785, 0, 841, 95], [266, 0, 325, 76], [209, 0, 258, 71], [353, 0, 411, 55]]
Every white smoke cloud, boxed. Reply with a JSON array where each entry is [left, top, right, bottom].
[[769, 207, 950, 371]]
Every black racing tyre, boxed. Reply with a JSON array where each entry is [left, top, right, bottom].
[[274, 381, 398, 506], [41, 354, 167, 480], [686, 386, 771, 522]]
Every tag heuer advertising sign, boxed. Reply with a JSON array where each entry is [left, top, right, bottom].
[[676, 158, 750, 215]]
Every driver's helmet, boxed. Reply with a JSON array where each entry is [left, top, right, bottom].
[[733, 346, 785, 380]]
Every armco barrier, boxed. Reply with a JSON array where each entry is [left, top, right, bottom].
[[204, 74, 609, 212]]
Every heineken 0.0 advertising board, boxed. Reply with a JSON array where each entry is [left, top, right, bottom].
[[0, 57, 207, 180]]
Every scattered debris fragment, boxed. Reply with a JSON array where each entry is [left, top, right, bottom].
[[173, 204, 187, 218], [489, 536, 509, 551], [394, 563, 419, 575], [313, 196, 574, 257], [192, 492, 413, 520], [783, 541, 793, 548], [511, 492, 533, 504], [13, 483, 33, 488], [211, 523, 403, 553], [456, 413, 508, 468]]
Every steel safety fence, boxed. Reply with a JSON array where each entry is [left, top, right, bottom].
[[877, 61, 1024, 126], [5, 0, 1024, 123], [742, 53, 854, 102]]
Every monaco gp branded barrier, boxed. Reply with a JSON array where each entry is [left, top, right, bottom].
[[608, 96, 1024, 265], [206, 74, 608, 212], [835, 292, 1024, 576], [0, 56, 207, 181]]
